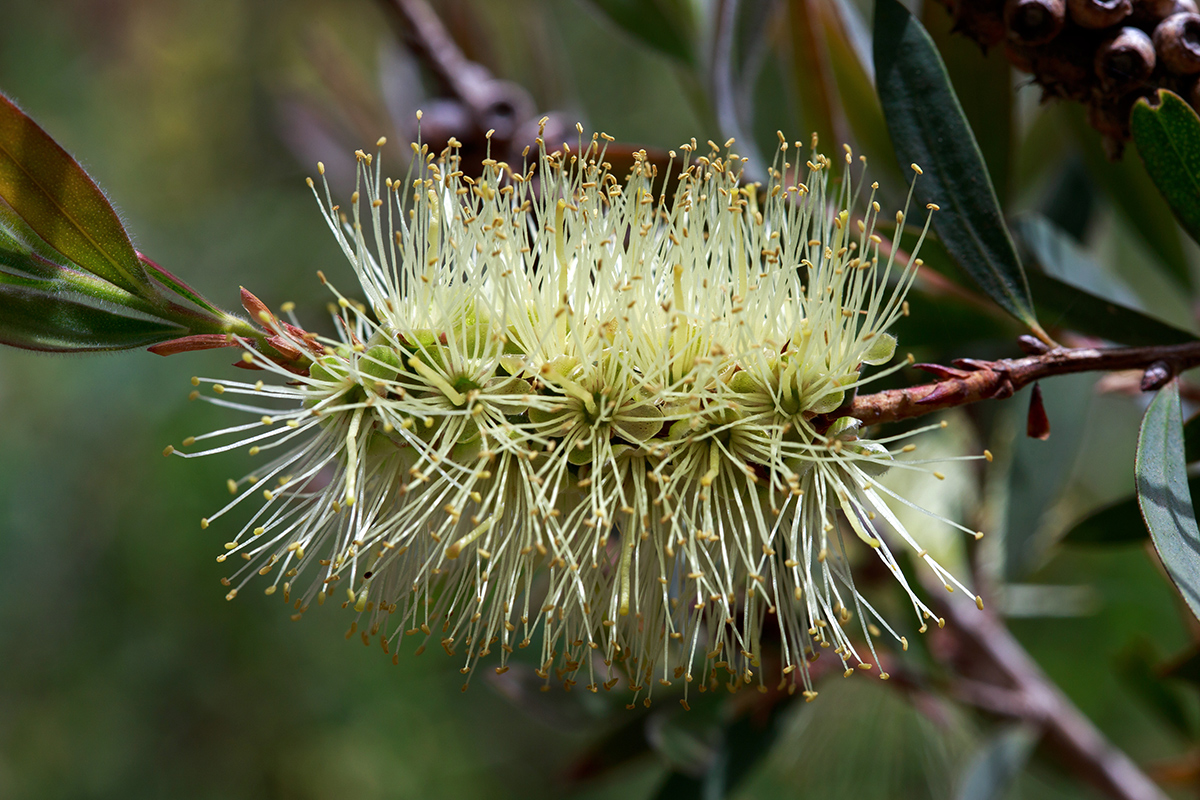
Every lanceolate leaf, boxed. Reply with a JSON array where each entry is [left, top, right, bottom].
[[1137, 381, 1200, 622], [138, 253, 222, 317], [1066, 104, 1190, 290], [1062, 492, 1148, 545], [1131, 90, 1200, 267], [0, 269, 185, 351], [921, 0, 1012, 204], [873, 0, 1040, 334], [0, 94, 147, 295], [0, 226, 182, 351], [1014, 215, 1198, 346]]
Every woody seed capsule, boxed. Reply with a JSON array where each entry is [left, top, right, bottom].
[[1067, 0, 1132, 28], [1005, 0, 1066, 45], [1130, 0, 1197, 25], [1155, 11, 1200, 73], [1095, 27, 1156, 87]]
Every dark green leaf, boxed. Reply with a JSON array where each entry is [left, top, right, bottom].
[[1016, 215, 1141, 307], [1185, 413, 1200, 464], [1039, 156, 1095, 242], [955, 725, 1037, 800], [1063, 495, 1149, 545], [921, 0, 1012, 204], [1028, 271, 1196, 347], [1137, 381, 1200, 622], [1114, 640, 1192, 738], [138, 254, 223, 317], [0, 93, 147, 295], [582, 0, 694, 65], [1066, 105, 1191, 290], [1131, 89, 1200, 269], [873, 0, 1040, 334], [1162, 645, 1200, 687], [1015, 215, 1198, 347]]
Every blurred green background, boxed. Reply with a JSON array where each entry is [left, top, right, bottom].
[[1, 1, 1198, 798]]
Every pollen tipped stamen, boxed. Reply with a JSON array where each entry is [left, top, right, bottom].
[[183, 131, 979, 696]]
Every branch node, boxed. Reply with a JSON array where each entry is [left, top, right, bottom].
[[1017, 334, 1051, 355], [1140, 360, 1174, 391]]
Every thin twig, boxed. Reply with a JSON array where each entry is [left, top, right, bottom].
[[937, 588, 1168, 800], [381, 0, 493, 114], [840, 340, 1200, 428]]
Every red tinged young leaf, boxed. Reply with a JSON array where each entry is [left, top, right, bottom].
[[913, 362, 974, 380], [147, 334, 239, 357], [0, 93, 148, 295], [240, 286, 274, 326], [138, 252, 222, 316]]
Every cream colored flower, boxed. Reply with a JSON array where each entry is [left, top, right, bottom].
[[172, 122, 982, 706]]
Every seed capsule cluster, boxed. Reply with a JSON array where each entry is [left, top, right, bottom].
[[937, 0, 1200, 150]]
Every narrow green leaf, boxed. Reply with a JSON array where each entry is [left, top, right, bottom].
[[921, 0, 1012, 204], [1185, 413, 1200, 463], [138, 253, 223, 317], [1137, 381, 1200, 622], [1114, 641, 1193, 738], [1015, 215, 1198, 346], [955, 725, 1037, 800], [0, 269, 184, 351], [0, 218, 183, 351], [1028, 272, 1194, 346], [0, 94, 147, 295], [1016, 215, 1142, 307], [1066, 105, 1190, 290], [1131, 89, 1200, 269], [1062, 494, 1149, 545], [582, 0, 694, 65], [873, 0, 1039, 333], [1162, 645, 1200, 686]]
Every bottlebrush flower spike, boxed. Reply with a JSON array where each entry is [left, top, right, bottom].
[[167, 123, 985, 705]]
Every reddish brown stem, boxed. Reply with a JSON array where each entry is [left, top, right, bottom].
[[842, 340, 1200, 427]]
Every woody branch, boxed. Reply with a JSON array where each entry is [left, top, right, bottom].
[[838, 337, 1200, 428]]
